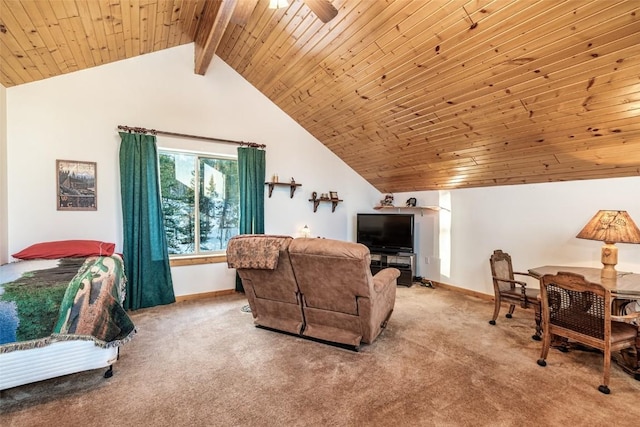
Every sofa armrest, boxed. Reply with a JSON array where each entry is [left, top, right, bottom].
[[373, 268, 401, 293]]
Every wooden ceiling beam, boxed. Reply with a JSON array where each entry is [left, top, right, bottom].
[[194, 0, 238, 76]]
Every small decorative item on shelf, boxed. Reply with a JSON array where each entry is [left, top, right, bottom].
[[265, 177, 301, 198], [309, 191, 342, 213], [381, 193, 394, 206], [406, 197, 417, 207]]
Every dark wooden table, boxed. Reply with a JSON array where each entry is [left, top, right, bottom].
[[528, 266, 640, 299]]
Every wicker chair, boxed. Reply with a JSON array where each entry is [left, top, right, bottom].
[[489, 249, 541, 340], [536, 272, 640, 394], [616, 300, 640, 379]]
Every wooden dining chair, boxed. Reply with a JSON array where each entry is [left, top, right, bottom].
[[615, 300, 640, 379], [536, 272, 640, 394], [489, 249, 541, 340]]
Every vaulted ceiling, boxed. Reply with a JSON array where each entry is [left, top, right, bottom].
[[2, 0, 639, 192]]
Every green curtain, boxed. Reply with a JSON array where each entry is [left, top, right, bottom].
[[235, 147, 266, 292], [119, 132, 176, 310]]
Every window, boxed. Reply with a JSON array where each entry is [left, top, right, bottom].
[[159, 150, 239, 256]]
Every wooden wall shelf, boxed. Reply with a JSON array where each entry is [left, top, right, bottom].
[[310, 197, 343, 213], [373, 205, 444, 216], [265, 181, 301, 198]]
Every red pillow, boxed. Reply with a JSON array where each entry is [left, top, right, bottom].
[[12, 240, 116, 260]]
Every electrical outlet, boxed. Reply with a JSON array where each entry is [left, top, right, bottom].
[[425, 256, 430, 264]]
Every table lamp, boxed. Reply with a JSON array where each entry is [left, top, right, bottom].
[[576, 210, 640, 279]]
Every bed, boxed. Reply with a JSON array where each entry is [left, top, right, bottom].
[[0, 240, 136, 390]]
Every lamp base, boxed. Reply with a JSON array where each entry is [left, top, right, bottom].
[[601, 265, 617, 280], [601, 242, 618, 280]]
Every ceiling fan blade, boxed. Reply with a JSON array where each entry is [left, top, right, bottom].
[[304, 0, 338, 23]]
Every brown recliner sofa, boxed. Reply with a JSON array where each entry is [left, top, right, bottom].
[[288, 237, 398, 346], [226, 235, 304, 335], [226, 235, 399, 348]]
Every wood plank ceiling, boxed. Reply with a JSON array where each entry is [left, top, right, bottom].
[[1, 0, 639, 193]]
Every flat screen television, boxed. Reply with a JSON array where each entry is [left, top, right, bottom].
[[356, 213, 415, 254]]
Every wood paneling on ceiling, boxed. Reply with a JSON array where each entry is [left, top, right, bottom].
[[1, 0, 639, 193], [0, 0, 208, 84]]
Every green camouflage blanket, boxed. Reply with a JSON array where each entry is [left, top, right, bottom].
[[0, 255, 135, 353]]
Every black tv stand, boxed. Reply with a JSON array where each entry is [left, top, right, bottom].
[[369, 252, 416, 287]]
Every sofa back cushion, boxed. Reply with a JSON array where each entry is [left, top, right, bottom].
[[288, 238, 373, 315]]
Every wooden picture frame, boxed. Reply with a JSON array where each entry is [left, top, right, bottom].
[[56, 160, 97, 211], [330, 191, 339, 200]]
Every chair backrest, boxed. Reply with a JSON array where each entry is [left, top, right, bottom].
[[490, 249, 516, 293], [540, 272, 609, 341], [288, 238, 373, 315], [226, 234, 298, 304]]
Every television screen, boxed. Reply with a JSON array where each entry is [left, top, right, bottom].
[[356, 213, 414, 254]]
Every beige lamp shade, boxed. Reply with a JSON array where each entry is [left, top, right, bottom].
[[576, 210, 640, 279], [576, 210, 640, 244]]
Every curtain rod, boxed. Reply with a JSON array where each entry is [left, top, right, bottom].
[[117, 125, 266, 148]]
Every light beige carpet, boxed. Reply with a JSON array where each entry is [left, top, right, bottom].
[[1, 286, 639, 426]]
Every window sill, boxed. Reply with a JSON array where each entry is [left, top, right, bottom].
[[169, 254, 227, 267]]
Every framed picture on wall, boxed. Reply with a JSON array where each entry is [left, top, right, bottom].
[[56, 160, 97, 211]]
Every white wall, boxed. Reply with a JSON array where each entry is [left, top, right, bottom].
[[5, 44, 379, 296], [0, 83, 7, 265], [402, 177, 640, 296]]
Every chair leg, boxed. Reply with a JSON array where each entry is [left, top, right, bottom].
[[532, 304, 542, 341], [506, 304, 516, 319], [537, 329, 551, 367], [598, 384, 611, 394], [552, 336, 570, 352], [489, 295, 501, 325], [636, 346, 640, 380], [600, 349, 611, 394]]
